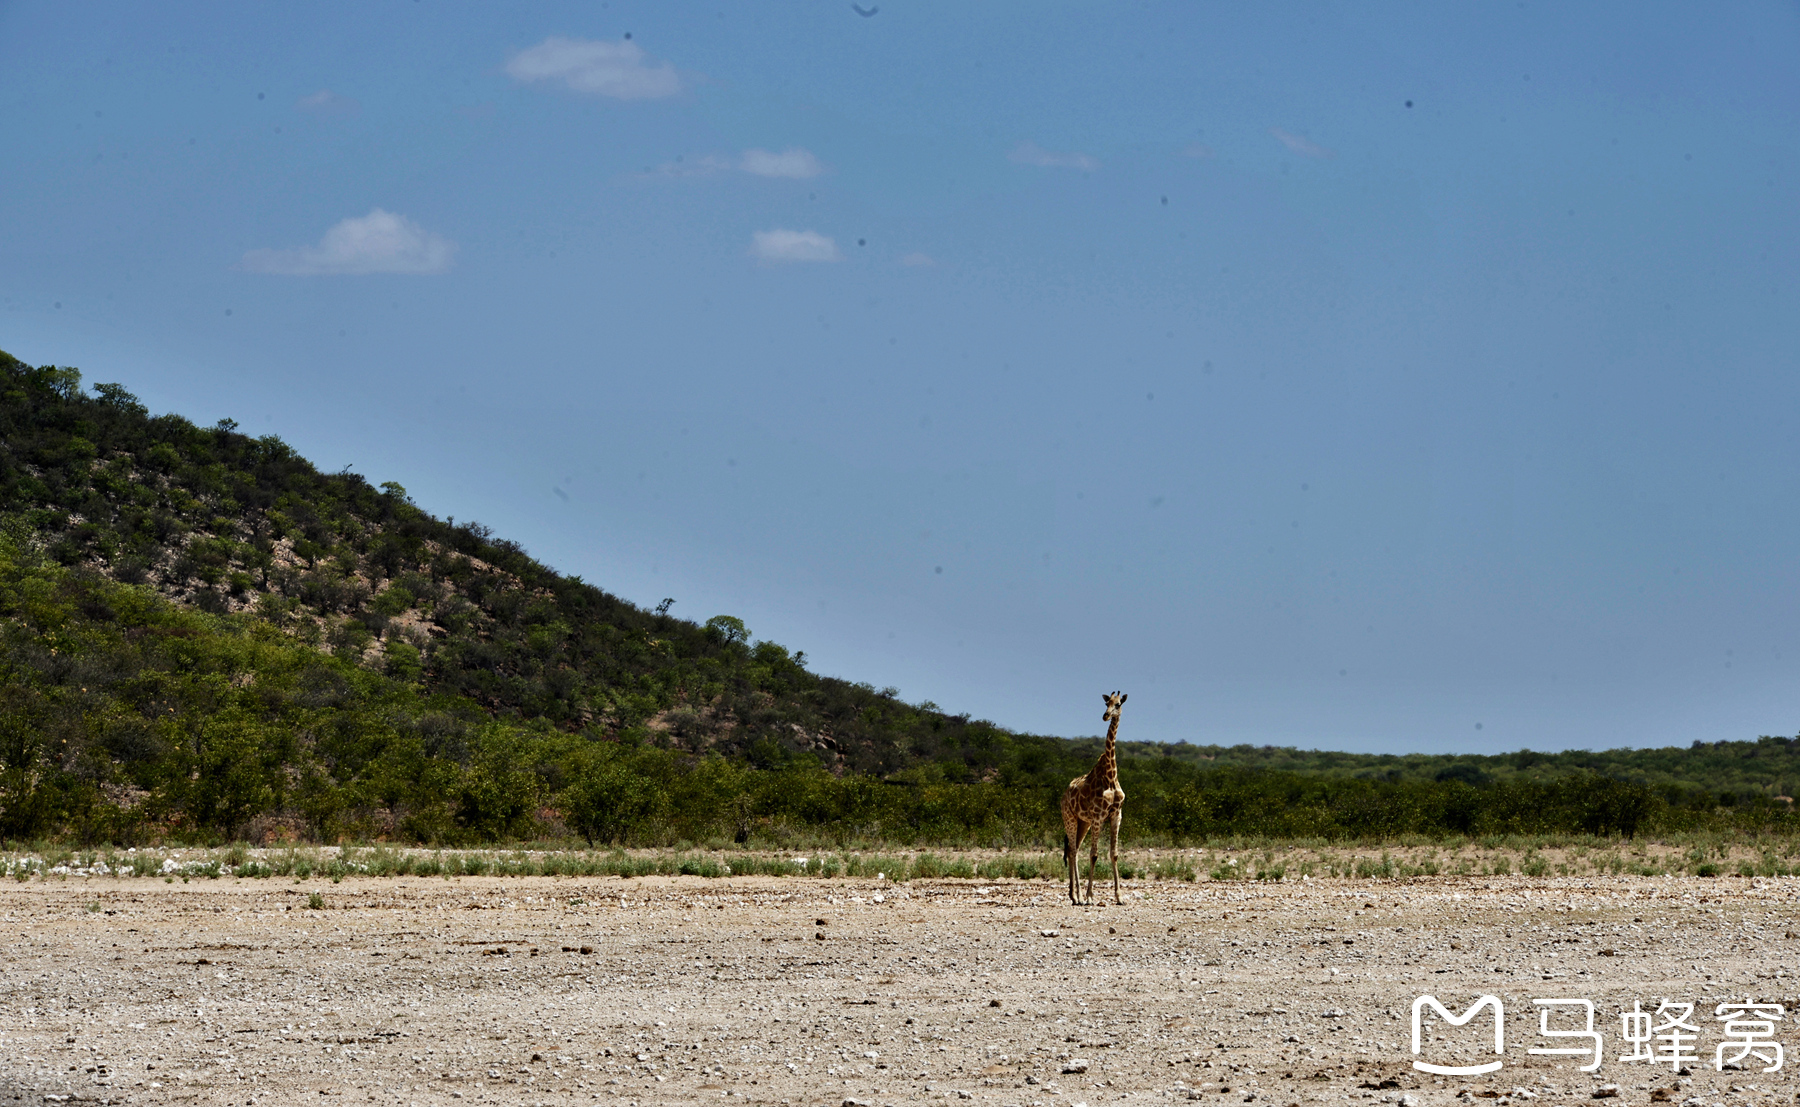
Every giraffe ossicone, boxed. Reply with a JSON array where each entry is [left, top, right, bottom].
[[1061, 690, 1127, 906]]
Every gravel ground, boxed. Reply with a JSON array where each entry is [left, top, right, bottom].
[[3, 874, 1799, 1107]]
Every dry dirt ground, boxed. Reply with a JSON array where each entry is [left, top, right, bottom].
[[4, 873, 1800, 1107]]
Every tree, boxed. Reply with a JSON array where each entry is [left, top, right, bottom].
[[562, 748, 663, 846], [93, 382, 148, 417], [705, 615, 749, 647]]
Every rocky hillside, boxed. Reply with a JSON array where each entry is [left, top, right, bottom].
[[0, 351, 1057, 780], [3, 349, 1793, 847]]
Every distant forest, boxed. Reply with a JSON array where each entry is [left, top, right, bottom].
[[2, 349, 1797, 847]]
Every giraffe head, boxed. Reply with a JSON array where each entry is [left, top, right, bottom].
[[1101, 690, 1127, 722]]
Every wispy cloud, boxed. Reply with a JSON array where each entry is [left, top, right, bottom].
[[898, 252, 934, 267], [641, 147, 826, 180], [751, 229, 839, 263], [505, 36, 680, 99], [640, 154, 734, 178], [1009, 141, 1099, 171], [1270, 128, 1334, 159], [740, 147, 825, 179], [1178, 141, 1213, 159], [296, 89, 360, 116], [241, 209, 455, 275]]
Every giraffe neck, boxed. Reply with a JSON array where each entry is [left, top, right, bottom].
[[1094, 716, 1120, 783]]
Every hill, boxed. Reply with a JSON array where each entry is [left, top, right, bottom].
[[0, 353, 1043, 772], [2, 348, 1797, 846]]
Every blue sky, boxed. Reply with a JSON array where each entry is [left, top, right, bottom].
[[3, 2, 1797, 752]]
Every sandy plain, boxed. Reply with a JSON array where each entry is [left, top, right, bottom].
[[3, 872, 1799, 1107]]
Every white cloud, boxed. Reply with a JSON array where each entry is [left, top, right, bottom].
[[1009, 141, 1099, 171], [751, 229, 839, 263], [1270, 128, 1334, 159], [898, 252, 934, 267], [505, 36, 681, 99], [740, 147, 825, 179], [296, 89, 360, 116], [638, 147, 826, 181], [639, 154, 734, 179], [240, 209, 455, 275]]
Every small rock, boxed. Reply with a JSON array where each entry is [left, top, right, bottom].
[[842, 1099, 871, 1107], [1591, 1085, 1620, 1100], [1041, 929, 1059, 937], [1025, 1075, 1040, 1085], [989, 999, 1001, 1007], [1399, 1096, 1419, 1107], [1063, 1058, 1089, 1074]]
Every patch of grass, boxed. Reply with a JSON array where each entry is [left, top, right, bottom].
[[1150, 856, 1198, 882], [1354, 854, 1397, 879]]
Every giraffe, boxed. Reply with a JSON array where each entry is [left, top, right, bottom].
[[1061, 691, 1127, 906]]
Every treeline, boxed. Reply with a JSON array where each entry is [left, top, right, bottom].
[[1, 535, 1793, 847], [4, 349, 1800, 848], [0, 352, 1067, 777], [1133, 738, 1800, 806]]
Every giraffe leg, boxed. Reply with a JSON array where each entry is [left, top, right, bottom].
[[1085, 828, 1099, 905], [1109, 809, 1123, 906], [1063, 825, 1080, 906], [1061, 791, 1087, 907], [1058, 828, 1072, 903]]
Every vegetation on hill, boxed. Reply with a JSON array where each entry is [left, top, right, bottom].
[[2, 349, 1797, 847], [1112, 737, 1800, 804]]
